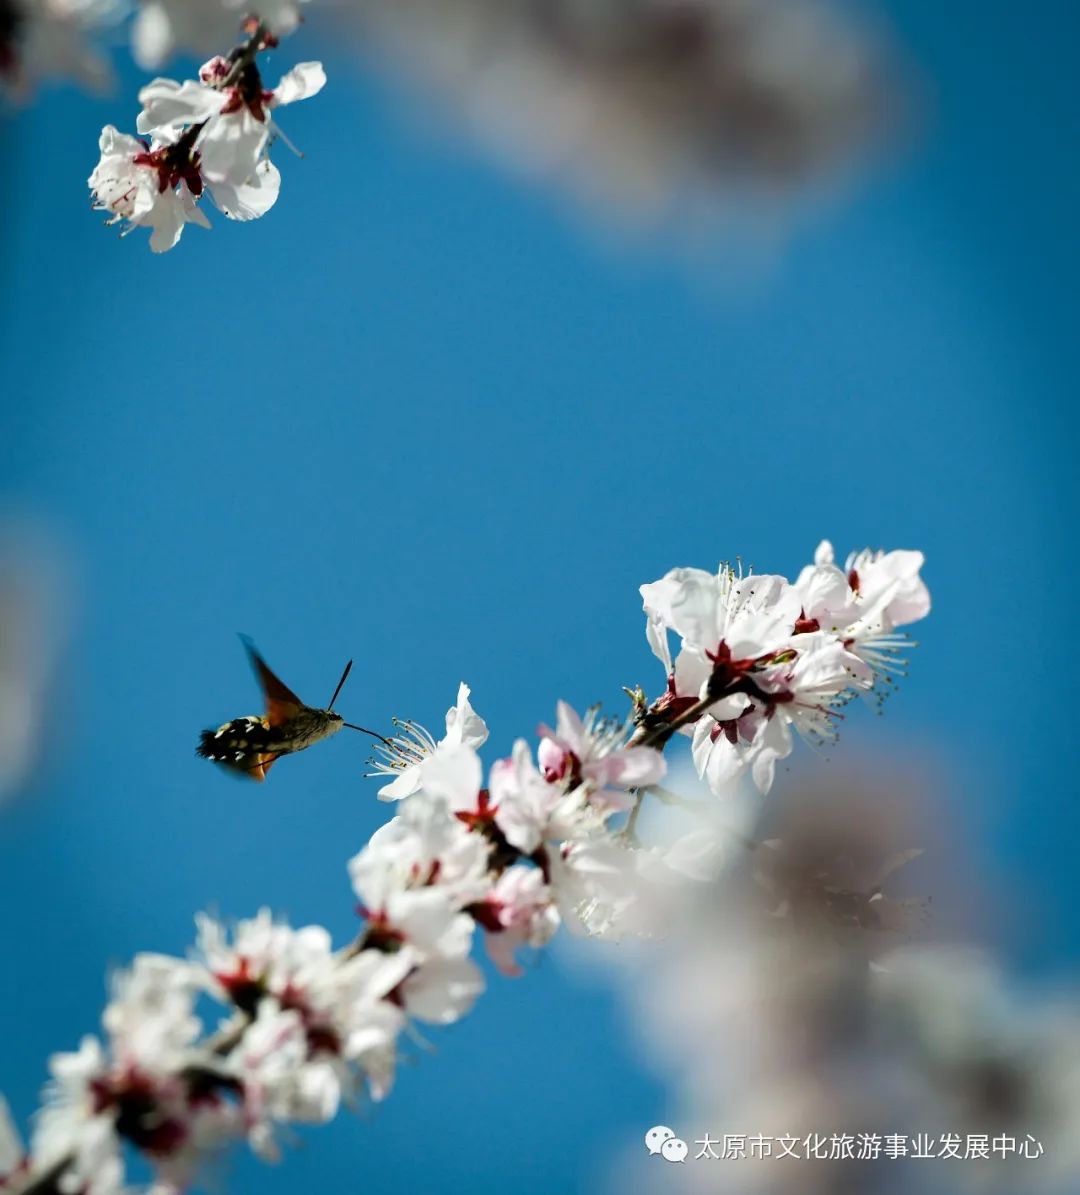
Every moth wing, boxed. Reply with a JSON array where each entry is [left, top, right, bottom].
[[240, 636, 303, 727], [246, 752, 281, 782]]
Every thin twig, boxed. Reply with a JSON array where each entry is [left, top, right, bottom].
[[631, 692, 717, 751]]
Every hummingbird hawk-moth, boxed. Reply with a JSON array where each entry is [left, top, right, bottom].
[[196, 637, 371, 780]]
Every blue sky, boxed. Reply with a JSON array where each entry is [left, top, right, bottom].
[[1, 1, 1077, 1192]]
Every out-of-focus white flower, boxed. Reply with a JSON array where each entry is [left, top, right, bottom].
[[230, 1000, 327, 1163], [32, 1037, 127, 1195], [333, 948, 411, 1099], [193, 910, 411, 1122], [606, 767, 1080, 1195], [549, 837, 651, 940], [195, 909, 337, 1013], [103, 953, 204, 1069], [370, 682, 488, 801], [32, 1028, 224, 1195], [33, 954, 240, 1194], [337, 0, 898, 226], [399, 954, 485, 1024], [873, 945, 1080, 1186], [131, 0, 309, 70], [0, 1094, 27, 1182], [1, 0, 117, 97]]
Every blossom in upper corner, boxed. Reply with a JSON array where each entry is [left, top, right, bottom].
[[90, 37, 325, 250], [369, 682, 488, 801], [136, 57, 325, 218], [131, 0, 309, 70]]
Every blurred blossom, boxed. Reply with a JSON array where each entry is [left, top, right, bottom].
[[0, 0, 117, 97], [0, 523, 68, 804], [0, 1094, 27, 1181], [337, 0, 905, 223], [605, 761, 1080, 1194], [871, 947, 1080, 1190], [131, 0, 311, 71]]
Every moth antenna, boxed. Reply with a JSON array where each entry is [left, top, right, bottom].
[[328, 659, 353, 710], [342, 722, 394, 749]]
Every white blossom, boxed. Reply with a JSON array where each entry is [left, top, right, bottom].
[[135, 58, 324, 220], [641, 548, 930, 796], [537, 700, 665, 811], [488, 739, 612, 855], [90, 31, 325, 249], [32, 1037, 127, 1195], [371, 682, 489, 801], [794, 538, 931, 687], [470, 865, 559, 977], [88, 126, 211, 253], [103, 953, 204, 1069]]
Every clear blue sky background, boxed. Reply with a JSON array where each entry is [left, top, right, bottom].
[[1, 1, 1077, 1191]]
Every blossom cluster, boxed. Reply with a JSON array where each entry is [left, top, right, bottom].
[[640, 540, 929, 795], [87, 20, 324, 252], [0, 540, 928, 1195]]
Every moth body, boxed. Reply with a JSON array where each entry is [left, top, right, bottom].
[[196, 639, 352, 781]]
